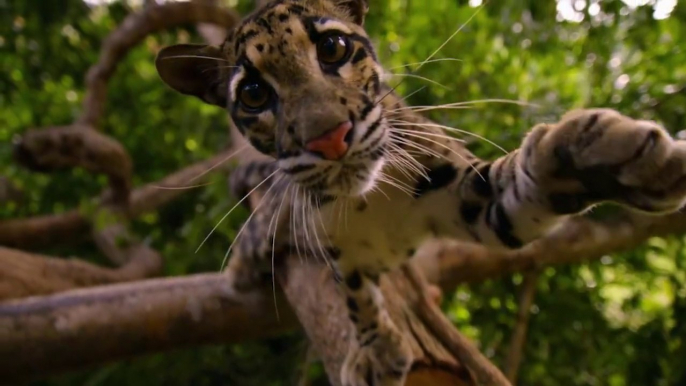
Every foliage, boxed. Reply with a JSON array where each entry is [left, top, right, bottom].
[[2, 0, 685, 385]]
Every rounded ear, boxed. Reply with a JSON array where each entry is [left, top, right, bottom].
[[155, 44, 228, 107], [335, 0, 369, 25]]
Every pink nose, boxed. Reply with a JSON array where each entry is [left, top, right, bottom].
[[305, 121, 352, 160]]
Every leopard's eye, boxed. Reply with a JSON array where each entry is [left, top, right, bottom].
[[238, 80, 271, 111], [317, 34, 351, 65]]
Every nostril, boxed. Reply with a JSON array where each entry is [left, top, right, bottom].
[[305, 121, 353, 160]]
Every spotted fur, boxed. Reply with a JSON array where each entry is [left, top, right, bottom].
[[156, 1, 686, 385]]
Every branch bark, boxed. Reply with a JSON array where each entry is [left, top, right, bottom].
[[0, 273, 298, 383], [0, 246, 160, 301], [0, 148, 237, 249], [503, 271, 539, 383]]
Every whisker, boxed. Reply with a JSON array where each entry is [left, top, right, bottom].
[[196, 168, 279, 253], [152, 181, 215, 190], [158, 55, 231, 62], [383, 73, 451, 90], [390, 121, 508, 154], [390, 98, 538, 112], [219, 174, 283, 271], [392, 130, 485, 181], [191, 144, 250, 182], [388, 58, 463, 70], [414, 2, 486, 72]]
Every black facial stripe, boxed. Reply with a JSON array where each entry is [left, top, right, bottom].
[[359, 101, 375, 121], [351, 47, 368, 64], [282, 164, 316, 174], [359, 116, 382, 143]]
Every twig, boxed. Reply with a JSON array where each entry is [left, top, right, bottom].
[[503, 270, 540, 383], [403, 264, 512, 386]]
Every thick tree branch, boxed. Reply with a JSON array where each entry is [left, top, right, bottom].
[[415, 211, 686, 289], [0, 273, 299, 383], [503, 271, 539, 384]]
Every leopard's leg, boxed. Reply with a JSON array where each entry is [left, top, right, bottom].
[[226, 161, 292, 289], [455, 108, 686, 248], [338, 268, 413, 386]]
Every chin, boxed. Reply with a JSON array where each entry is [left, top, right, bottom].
[[318, 158, 386, 198]]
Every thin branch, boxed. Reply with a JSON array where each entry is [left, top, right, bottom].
[[77, 1, 240, 128], [0, 148, 237, 249], [503, 270, 540, 384], [13, 124, 133, 206]]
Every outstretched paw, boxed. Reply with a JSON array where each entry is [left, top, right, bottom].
[[524, 108, 686, 213], [340, 318, 413, 386]]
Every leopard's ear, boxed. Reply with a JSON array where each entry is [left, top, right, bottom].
[[333, 0, 368, 25], [155, 44, 228, 107]]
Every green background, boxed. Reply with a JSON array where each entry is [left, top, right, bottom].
[[1, 0, 685, 385]]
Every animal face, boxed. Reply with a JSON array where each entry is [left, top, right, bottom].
[[156, 0, 390, 198]]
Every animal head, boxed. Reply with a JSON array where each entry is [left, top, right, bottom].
[[156, 0, 391, 197]]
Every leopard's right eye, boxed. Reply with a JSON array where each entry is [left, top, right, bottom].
[[238, 80, 272, 111]]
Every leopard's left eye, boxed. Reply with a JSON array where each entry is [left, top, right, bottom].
[[317, 34, 351, 65]]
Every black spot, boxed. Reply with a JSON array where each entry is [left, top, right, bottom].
[[339, 96, 348, 105], [346, 270, 363, 290], [460, 202, 482, 225], [346, 296, 359, 312], [548, 192, 591, 214], [351, 48, 368, 64], [288, 4, 306, 15], [255, 17, 274, 34], [356, 201, 367, 211], [487, 202, 523, 248], [406, 248, 416, 257], [472, 164, 493, 198], [285, 27, 292, 34], [349, 313, 359, 323], [327, 247, 341, 260], [582, 113, 600, 133], [278, 13, 289, 21], [255, 43, 264, 52], [414, 163, 458, 198]]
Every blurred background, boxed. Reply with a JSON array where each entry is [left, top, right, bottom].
[[1, 0, 685, 385]]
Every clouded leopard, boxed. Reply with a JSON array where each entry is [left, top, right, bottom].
[[155, 0, 686, 384]]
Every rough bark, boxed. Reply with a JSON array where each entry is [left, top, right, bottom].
[[0, 247, 160, 301], [0, 273, 298, 384]]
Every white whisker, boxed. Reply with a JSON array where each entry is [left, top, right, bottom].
[[196, 168, 278, 253]]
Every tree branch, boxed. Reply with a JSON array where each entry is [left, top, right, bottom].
[[13, 124, 133, 206], [0, 273, 299, 383], [403, 264, 512, 386], [415, 211, 686, 289], [0, 148, 237, 249], [503, 271, 539, 383], [0, 246, 160, 301]]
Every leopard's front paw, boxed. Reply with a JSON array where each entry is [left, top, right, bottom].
[[525, 108, 686, 213], [340, 319, 413, 386]]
